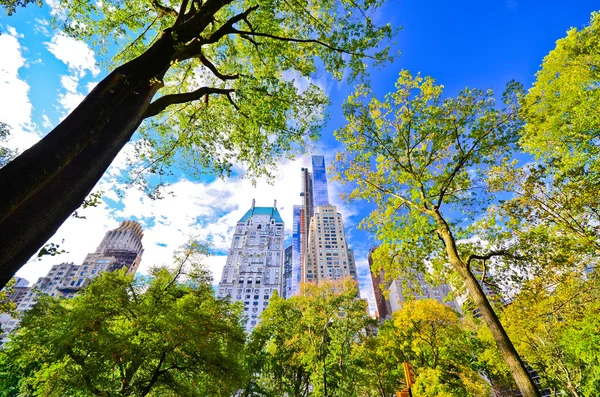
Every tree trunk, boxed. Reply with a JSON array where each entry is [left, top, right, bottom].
[[432, 211, 541, 397], [460, 266, 541, 397]]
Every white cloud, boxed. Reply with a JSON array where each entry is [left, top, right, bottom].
[[57, 91, 86, 114], [45, 32, 100, 78], [6, 25, 24, 39], [0, 28, 40, 152], [60, 75, 79, 93], [41, 114, 53, 129], [87, 81, 98, 93], [45, 0, 66, 17], [33, 18, 51, 36], [56, 72, 86, 116]]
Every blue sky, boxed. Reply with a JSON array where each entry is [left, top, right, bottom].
[[1, 1, 598, 313]]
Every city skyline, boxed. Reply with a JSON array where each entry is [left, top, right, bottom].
[[5, 2, 597, 318]]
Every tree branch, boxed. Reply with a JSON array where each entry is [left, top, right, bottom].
[[355, 173, 430, 215], [230, 29, 366, 57], [174, 0, 190, 25], [149, 0, 177, 17], [464, 249, 524, 268], [173, 5, 259, 61], [435, 113, 512, 209], [145, 87, 234, 118], [140, 350, 168, 397], [198, 52, 239, 80]]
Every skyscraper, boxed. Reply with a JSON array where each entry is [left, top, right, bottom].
[[80, 220, 144, 276], [1, 221, 144, 340], [291, 155, 357, 287], [369, 249, 392, 321], [311, 155, 330, 207], [217, 200, 285, 332], [368, 248, 460, 319], [291, 205, 302, 295], [282, 245, 293, 299], [303, 204, 357, 282]]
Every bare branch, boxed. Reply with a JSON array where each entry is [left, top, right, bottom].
[[175, 0, 190, 25], [435, 113, 513, 209], [145, 87, 234, 118], [230, 29, 368, 57], [226, 92, 240, 111], [465, 249, 524, 268], [198, 52, 239, 80], [149, 0, 177, 17], [355, 173, 430, 215]]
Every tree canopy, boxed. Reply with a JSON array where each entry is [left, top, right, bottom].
[[0, 0, 396, 289], [245, 279, 376, 397], [332, 71, 542, 396], [0, 244, 247, 396]]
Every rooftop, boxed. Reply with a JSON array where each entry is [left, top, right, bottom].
[[239, 206, 284, 223]]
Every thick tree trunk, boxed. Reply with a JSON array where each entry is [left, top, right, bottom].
[[0, 77, 162, 289], [432, 211, 541, 397]]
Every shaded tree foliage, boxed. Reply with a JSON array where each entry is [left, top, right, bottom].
[[244, 279, 376, 397], [0, 243, 246, 396]]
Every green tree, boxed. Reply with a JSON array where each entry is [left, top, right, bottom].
[[246, 278, 375, 397], [0, 122, 17, 168], [0, 277, 17, 316], [352, 321, 406, 397], [0, 242, 246, 396], [386, 300, 489, 397], [499, 270, 600, 396], [488, 11, 600, 274], [521, 11, 600, 175], [333, 71, 541, 396], [0, 0, 395, 289]]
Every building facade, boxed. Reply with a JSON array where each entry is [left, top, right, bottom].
[[282, 245, 293, 299], [217, 200, 285, 332], [303, 205, 357, 282], [1, 221, 144, 340], [290, 155, 358, 288], [369, 265, 392, 320], [311, 155, 330, 208], [368, 248, 460, 320], [291, 205, 302, 295]]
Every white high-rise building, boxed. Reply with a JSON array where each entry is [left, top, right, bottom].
[[303, 205, 357, 283], [217, 200, 284, 332], [1, 221, 144, 342]]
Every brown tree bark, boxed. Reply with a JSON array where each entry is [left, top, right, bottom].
[[0, 0, 229, 289], [432, 210, 542, 397]]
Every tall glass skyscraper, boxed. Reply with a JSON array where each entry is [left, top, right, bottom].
[[291, 205, 302, 295], [282, 245, 293, 299], [311, 155, 330, 207]]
